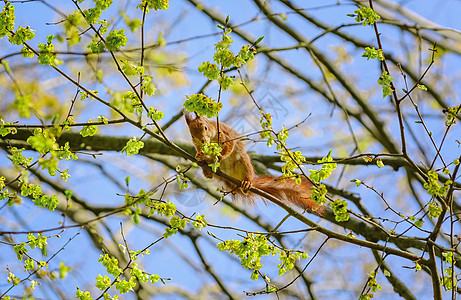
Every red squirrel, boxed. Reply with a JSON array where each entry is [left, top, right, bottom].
[[185, 112, 323, 215]]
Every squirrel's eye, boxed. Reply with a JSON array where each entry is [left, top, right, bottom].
[[204, 126, 208, 131]]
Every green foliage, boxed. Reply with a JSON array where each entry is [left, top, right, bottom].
[[442, 251, 453, 265], [234, 45, 256, 67], [38, 35, 61, 66], [163, 227, 177, 238], [278, 251, 308, 276], [121, 12, 141, 32], [24, 258, 34, 270], [83, 7, 102, 25], [147, 107, 164, 121], [13, 242, 28, 261], [106, 29, 128, 51], [0, 2, 15, 38], [423, 170, 451, 197], [444, 105, 460, 126], [192, 214, 207, 230], [87, 38, 105, 53], [164, 216, 189, 238], [13, 233, 48, 262], [366, 270, 382, 293], [54, 142, 78, 162], [198, 61, 220, 80], [10, 147, 33, 167], [201, 142, 222, 171], [98, 254, 122, 277], [121, 60, 144, 76], [8, 26, 35, 45], [132, 207, 141, 225], [20, 183, 59, 211], [308, 150, 336, 183], [307, 151, 336, 205], [27, 232, 48, 250], [141, 0, 169, 11], [121, 137, 144, 156], [214, 48, 235, 68], [442, 267, 454, 291], [114, 91, 142, 114], [81, 120, 98, 137], [148, 199, 176, 217], [169, 215, 188, 229], [258, 110, 310, 179], [1, 185, 22, 207], [95, 0, 113, 10], [63, 11, 84, 46], [259, 111, 273, 144], [280, 148, 306, 178], [417, 84, 427, 91], [362, 47, 384, 61], [115, 278, 136, 294], [21, 183, 42, 200], [428, 201, 442, 218], [27, 128, 59, 154], [7, 272, 20, 286], [150, 274, 160, 284], [176, 171, 189, 189], [214, 28, 233, 49], [40, 156, 58, 177], [13, 94, 32, 118], [183, 93, 222, 118], [186, 25, 260, 110], [61, 116, 75, 131], [20, 46, 34, 57], [408, 215, 424, 228], [217, 74, 234, 90], [217, 233, 276, 280], [130, 263, 149, 282], [141, 75, 156, 95], [378, 71, 394, 98], [354, 7, 380, 26], [2, 1, 456, 298], [98, 115, 108, 124], [80, 90, 99, 101], [33, 193, 59, 211], [59, 261, 71, 279], [441, 252, 456, 291], [95, 274, 112, 291], [310, 183, 328, 205], [453, 158, 460, 166], [76, 288, 93, 300], [330, 199, 350, 222], [217, 233, 308, 281]]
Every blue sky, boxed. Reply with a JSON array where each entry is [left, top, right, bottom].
[[1, 0, 461, 299]]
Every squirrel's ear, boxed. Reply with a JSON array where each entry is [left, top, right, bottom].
[[183, 110, 194, 125]]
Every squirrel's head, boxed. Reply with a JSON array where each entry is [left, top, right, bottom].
[[184, 112, 214, 144]]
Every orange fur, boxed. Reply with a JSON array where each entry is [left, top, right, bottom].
[[185, 112, 323, 215]]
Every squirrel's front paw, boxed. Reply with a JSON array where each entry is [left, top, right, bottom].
[[196, 151, 214, 162], [196, 151, 206, 161], [241, 180, 252, 192]]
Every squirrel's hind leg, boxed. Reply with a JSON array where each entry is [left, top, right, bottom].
[[241, 180, 252, 193]]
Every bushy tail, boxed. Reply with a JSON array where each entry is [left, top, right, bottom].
[[252, 176, 324, 215]]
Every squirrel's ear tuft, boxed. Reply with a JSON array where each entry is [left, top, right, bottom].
[[184, 110, 195, 125]]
